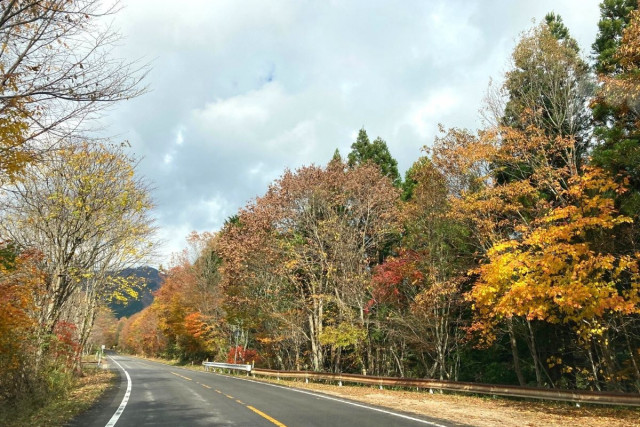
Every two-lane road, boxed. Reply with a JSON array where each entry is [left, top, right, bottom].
[[71, 354, 462, 427]]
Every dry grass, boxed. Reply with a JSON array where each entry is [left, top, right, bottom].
[[0, 367, 115, 427]]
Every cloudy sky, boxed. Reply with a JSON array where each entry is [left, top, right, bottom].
[[105, 0, 602, 265]]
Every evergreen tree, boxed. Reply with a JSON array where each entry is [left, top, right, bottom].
[[592, 0, 638, 75], [401, 157, 430, 201], [545, 12, 579, 52], [331, 148, 343, 163], [347, 128, 401, 187], [591, 1, 640, 215]]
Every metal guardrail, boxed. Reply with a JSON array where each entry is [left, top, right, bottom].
[[249, 368, 640, 407], [203, 361, 252, 373]]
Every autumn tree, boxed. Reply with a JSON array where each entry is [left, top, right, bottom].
[[0, 246, 41, 402], [0, 142, 155, 366], [429, 123, 583, 386], [86, 307, 118, 352], [469, 168, 640, 390], [501, 16, 592, 164], [0, 0, 147, 182], [219, 161, 400, 372], [116, 232, 230, 361], [118, 308, 166, 356], [401, 157, 470, 379], [151, 238, 227, 361]]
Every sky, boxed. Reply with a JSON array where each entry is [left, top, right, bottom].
[[104, 0, 603, 265]]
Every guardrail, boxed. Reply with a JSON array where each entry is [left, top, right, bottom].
[[248, 368, 640, 407], [203, 361, 252, 373]]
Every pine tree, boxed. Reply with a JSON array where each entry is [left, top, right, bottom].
[[591, 1, 640, 214], [347, 128, 401, 186]]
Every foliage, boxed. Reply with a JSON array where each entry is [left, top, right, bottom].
[[0, 142, 155, 334], [347, 128, 401, 187], [592, 7, 640, 211], [502, 18, 592, 163], [592, 0, 639, 75], [469, 168, 638, 340], [0, 0, 147, 181]]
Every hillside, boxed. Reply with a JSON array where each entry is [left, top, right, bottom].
[[108, 266, 163, 318]]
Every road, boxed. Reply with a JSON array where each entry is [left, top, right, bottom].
[[70, 354, 463, 427]]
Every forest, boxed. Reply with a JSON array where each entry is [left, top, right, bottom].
[[116, 2, 640, 392], [1, 1, 640, 418]]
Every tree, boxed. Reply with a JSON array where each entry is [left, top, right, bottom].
[[502, 17, 592, 164], [0, 246, 41, 401], [347, 128, 401, 186], [0, 0, 147, 182], [430, 123, 582, 386], [400, 157, 470, 379], [150, 237, 227, 361], [469, 168, 640, 390], [592, 0, 638, 75], [591, 6, 640, 215], [0, 142, 155, 355], [218, 161, 400, 372]]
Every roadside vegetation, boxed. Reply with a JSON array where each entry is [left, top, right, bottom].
[[0, 367, 115, 427]]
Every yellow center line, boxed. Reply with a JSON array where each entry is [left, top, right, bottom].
[[205, 386, 285, 426], [246, 405, 287, 427], [170, 372, 192, 381]]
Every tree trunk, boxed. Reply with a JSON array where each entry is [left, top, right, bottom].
[[507, 318, 526, 386], [526, 320, 542, 387]]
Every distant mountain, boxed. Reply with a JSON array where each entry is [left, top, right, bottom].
[[108, 266, 163, 318]]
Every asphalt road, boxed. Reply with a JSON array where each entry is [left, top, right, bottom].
[[70, 354, 462, 427]]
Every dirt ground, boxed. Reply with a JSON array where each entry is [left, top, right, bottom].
[[256, 378, 640, 427]]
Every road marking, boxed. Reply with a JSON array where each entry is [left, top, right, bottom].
[[105, 356, 132, 427], [201, 384, 212, 389], [215, 389, 222, 394], [235, 399, 245, 404], [246, 405, 287, 427], [170, 372, 192, 381], [224, 393, 234, 399], [219, 375, 447, 427]]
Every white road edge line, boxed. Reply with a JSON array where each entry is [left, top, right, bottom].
[[218, 373, 448, 427], [105, 356, 132, 427]]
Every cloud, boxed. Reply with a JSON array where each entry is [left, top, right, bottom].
[[106, 0, 602, 263]]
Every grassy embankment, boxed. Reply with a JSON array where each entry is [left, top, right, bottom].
[[0, 363, 115, 427]]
